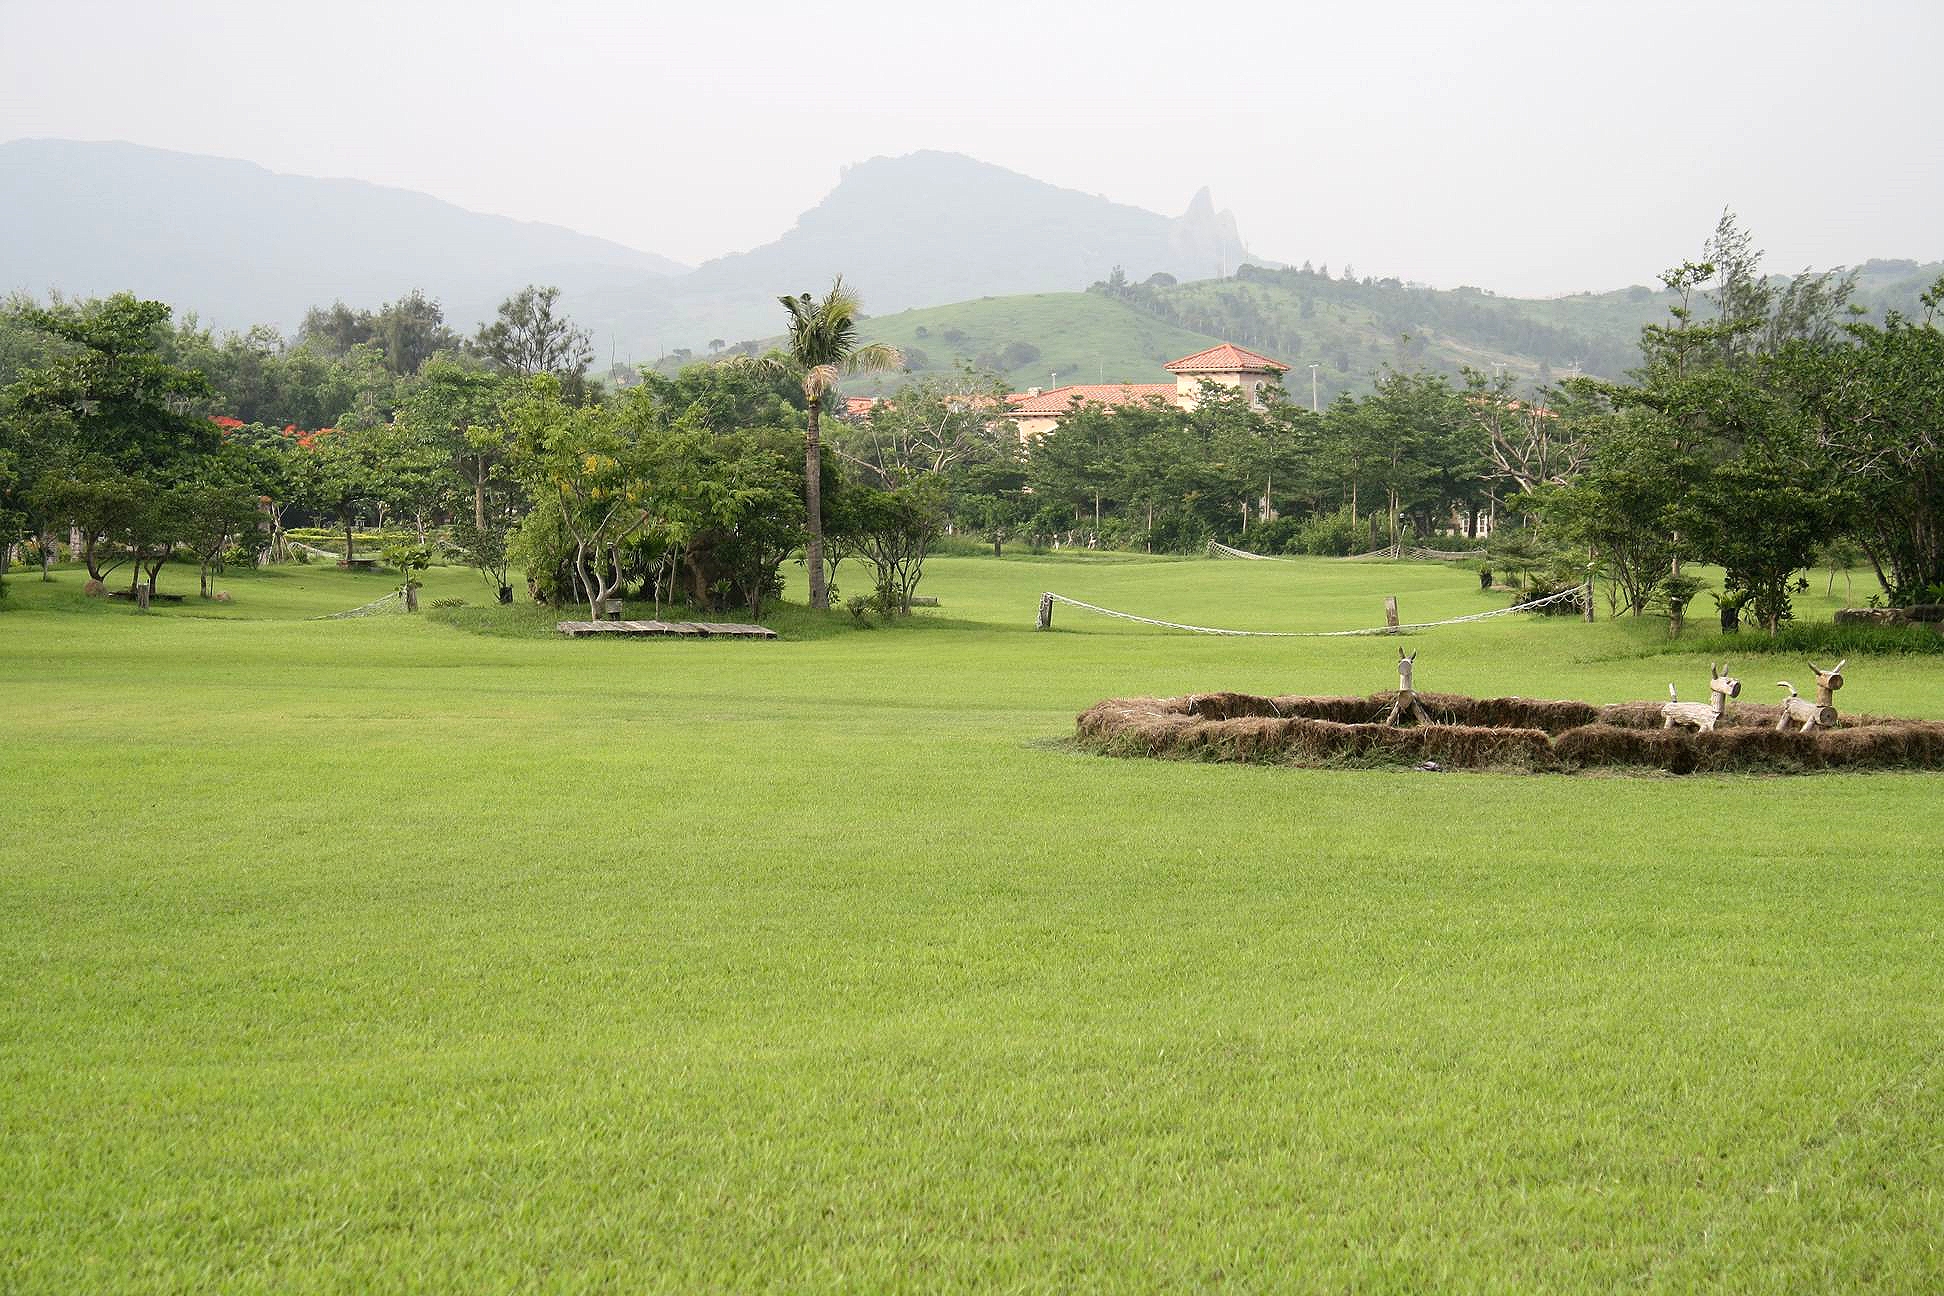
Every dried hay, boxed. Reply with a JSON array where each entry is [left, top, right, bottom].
[[1075, 692, 1944, 775]]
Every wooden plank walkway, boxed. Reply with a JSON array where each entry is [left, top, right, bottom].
[[556, 619, 777, 639]]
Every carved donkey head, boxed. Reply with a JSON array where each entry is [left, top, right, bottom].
[[1808, 659, 1846, 706], [1709, 662, 1741, 702], [1397, 649, 1416, 693]]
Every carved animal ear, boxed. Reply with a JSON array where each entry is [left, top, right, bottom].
[[1407, 651, 1416, 662], [1710, 662, 1719, 679]]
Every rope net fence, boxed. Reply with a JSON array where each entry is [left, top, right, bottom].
[[1209, 539, 1481, 563], [1039, 584, 1585, 638], [312, 589, 407, 621]]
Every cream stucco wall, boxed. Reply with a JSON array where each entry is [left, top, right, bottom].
[[1011, 414, 1061, 443], [1174, 371, 1276, 410]]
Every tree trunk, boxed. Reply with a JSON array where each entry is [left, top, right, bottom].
[[474, 459, 487, 530], [344, 515, 356, 564], [804, 403, 828, 610]]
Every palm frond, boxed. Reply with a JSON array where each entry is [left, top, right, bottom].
[[721, 352, 791, 382], [842, 343, 904, 377], [802, 364, 840, 402]]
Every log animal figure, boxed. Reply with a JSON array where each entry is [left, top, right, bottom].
[[1809, 659, 1846, 708], [1661, 663, 1741, 732], [1385, 649, 1435, 726], [1773, 683, 1837, 732], [1773, 660, 1846, 732]]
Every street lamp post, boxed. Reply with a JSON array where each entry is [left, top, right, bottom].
[[1309, 363, 1320, 413]]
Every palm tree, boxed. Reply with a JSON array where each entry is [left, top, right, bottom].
[[771, 278, 901, 609]]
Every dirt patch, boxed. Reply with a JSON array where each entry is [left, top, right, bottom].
[[1075, 693, 1944, 775]]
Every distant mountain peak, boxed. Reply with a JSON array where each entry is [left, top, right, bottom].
[[0, 138, 687, 334]]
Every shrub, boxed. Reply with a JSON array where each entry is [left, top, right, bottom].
[[1641, 621, 1944, 657], [1295, 506, 1363, 556], [1239, 517, 1300, 555]]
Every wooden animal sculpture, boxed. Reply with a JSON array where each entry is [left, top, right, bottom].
[[1662, 663, 1741, 732], [1385, 649, 1434, 726], [1808, 659, 1847, 708], [1773, 682, 1838, 732]]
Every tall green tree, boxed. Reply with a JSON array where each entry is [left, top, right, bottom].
[[475, 285, 594, 395], [394, 356, 516, 529], [288, 429, 382, 563], [763, 278, 902, 610], [1769, 276, 1944, 603]]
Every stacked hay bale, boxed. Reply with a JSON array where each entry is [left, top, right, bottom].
[[1074, 692, 1944, 775]]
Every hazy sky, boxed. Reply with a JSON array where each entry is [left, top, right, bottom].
[[3, 0, 1939, 295]]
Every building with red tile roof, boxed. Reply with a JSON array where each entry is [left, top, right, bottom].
[[1162, 343, 1288, 375], [1005, 343, 1287, 440]]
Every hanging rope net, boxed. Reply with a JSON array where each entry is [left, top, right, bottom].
[[1209, 539, 1480, 563], [1040, 584, 1584, 638], [312, 589, 407, 621], [1207, 540, 1299, 562]]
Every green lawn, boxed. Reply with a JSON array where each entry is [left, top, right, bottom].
[[2, 555, 1939, 1292]]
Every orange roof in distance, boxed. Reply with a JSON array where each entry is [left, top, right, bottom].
[[1005, 383, 1176, 416], [1163, 343, 1289, 374]]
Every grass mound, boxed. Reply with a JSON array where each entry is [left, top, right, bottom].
[[1077, 691, 1944, 774]]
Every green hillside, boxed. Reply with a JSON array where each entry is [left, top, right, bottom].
[[850, 293, 1229, 394], [657, 258, 1943, 403]]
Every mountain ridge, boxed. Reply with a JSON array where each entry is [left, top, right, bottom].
[[4, 138, 1936, 396], [0, 138, 685, 334]]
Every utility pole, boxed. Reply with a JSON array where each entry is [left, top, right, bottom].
[[1309, 363, 1320, 413]]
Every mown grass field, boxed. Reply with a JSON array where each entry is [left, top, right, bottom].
[[2, 553, 1940, 1292]]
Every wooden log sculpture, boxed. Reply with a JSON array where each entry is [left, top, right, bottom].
[[1808, 659, 1846, 709], [1385, 649, 1435, 726], [1773, 682, 1839, 732], [1661, 662, 1741, 732]]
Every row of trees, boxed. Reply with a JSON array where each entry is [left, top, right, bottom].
[[0, 280, 951, 621], [893, 370, 1530, 557], [7, 217, 1938, 629], [1530, 214, 1944, 628], [1026, 216, 1944, 627]]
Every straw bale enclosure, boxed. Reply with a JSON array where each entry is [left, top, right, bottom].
[[1074, 689, 1944, 774]]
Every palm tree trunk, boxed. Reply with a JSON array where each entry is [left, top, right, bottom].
[[804, 403, 828, 609]]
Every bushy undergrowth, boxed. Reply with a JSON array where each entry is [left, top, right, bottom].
[[1653, 622, 1944, 656]]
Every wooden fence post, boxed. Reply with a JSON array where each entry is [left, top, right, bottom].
[[1384, 595, 1399, 632], [1037, 592, 1055, 630]]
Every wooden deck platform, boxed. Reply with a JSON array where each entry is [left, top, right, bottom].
[[556, 619, 777, 639]]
